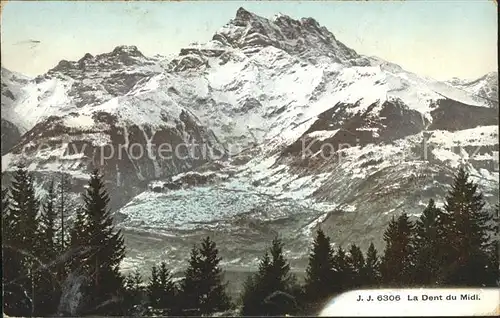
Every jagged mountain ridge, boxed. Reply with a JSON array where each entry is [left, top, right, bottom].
[[1, 7, 498, 273], [1, 47, 226, 208], [446, 71, 498, 108], [211, 7, 367, 65]]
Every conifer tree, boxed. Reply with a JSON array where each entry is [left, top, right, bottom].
[[147, 264, 162, 308], [7, 166, 40, 315], [80, 169, 126, 314], [56, 173, 72, 282], [1, 186, 21, 284], [413, 199, 445, 286], [68, 206, 89, 273], [58, 173, 71, 252], [1, 186, 26, 315], [9, 166, 40, 259], [179, 245, 202, 314], [34, 180, 61, 315], [38, 181, 59, 262], [124, 269, 144, 314], [125, 269, 143, 296], [380, 213, 416, 287], [267, 236, 294, 292], [241, 236, 298, 316], [347, 244, 365, 288], [363, 242, 381, 287], [441, 167, 498, 286], [241, 252, 271, 316], [179, 237, 230, 315], [331, 246, 352, 293], [158, 261, 178, 313], [303, 228, 334, 303]]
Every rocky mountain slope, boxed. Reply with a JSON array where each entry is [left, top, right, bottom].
[[1, 7, 498, 276], [1, 68, 30, 154], [1, 45, 225, 208], [446, 71, 498, 108]]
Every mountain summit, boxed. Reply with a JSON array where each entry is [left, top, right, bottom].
[[210, 7, 366, 65]]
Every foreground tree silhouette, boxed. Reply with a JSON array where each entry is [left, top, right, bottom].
[[303, 228, 334, 306], [147, 261, 178, 314], [4, 166, 40, 316], [2, 184, 32, 316], [158, 261, 178, 312], [77, 169, 126, 314], [241, 236, 299, 316], [58, 173, 71, 252], [67, 206, 87, 273], [56, 173, 73, 282], [331, 246, 352, 293], [124, 269, 144, 315], [241, 252, 270, 316], [380, 213, 416, 287], [347, 243, 366, 289], [440, 167, 498, 286], [412, 199, 446, 286], [33, 180, 61, 315], [179, 237, 230, 315], [363, 242, 381, 287], [147, 264, 162, 309]]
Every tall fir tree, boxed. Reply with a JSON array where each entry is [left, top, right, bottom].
[[147, 264, 162, 309], [347, 244, 365, 289], [124, 269, 144, 314], [39, 180, 58, 264], [33, 180, 61, 315], [241, 236, 298, 316], [7, 166, 41, 316], [58, 173, 70, 252], [268, 236, 294, 293], [179, 245, 202, 314], [56, 173, 72, 282], [241, 252, 271, 316], [8, 166, 40, 260], [303, 228, 334, 303], [331, 246, 352, 293], [79, 169, 126, 314], [380, 213, 416, 287], [413, 199, 446, 286], [157, 261, 178, 313], [1, 186, 20, 284], [440, 167, 498, 286], [3, 182, 32, 316], [179, 237, 230, 315], [363, 242, 381, 287], [67, 206, 89, 273]]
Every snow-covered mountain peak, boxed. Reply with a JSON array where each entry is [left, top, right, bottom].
[[211, 7, 363, 65], [1, 67, 30, 105], [111, 45, 145, 57], [1, 67, 31, 84], [46, 45, 159, 80], [445, 71, 498, 108], [447, 71, 498, 86], [233, 6, 259, 23]]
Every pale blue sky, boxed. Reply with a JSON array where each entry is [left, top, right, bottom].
[[1, 0, 497, 80]]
